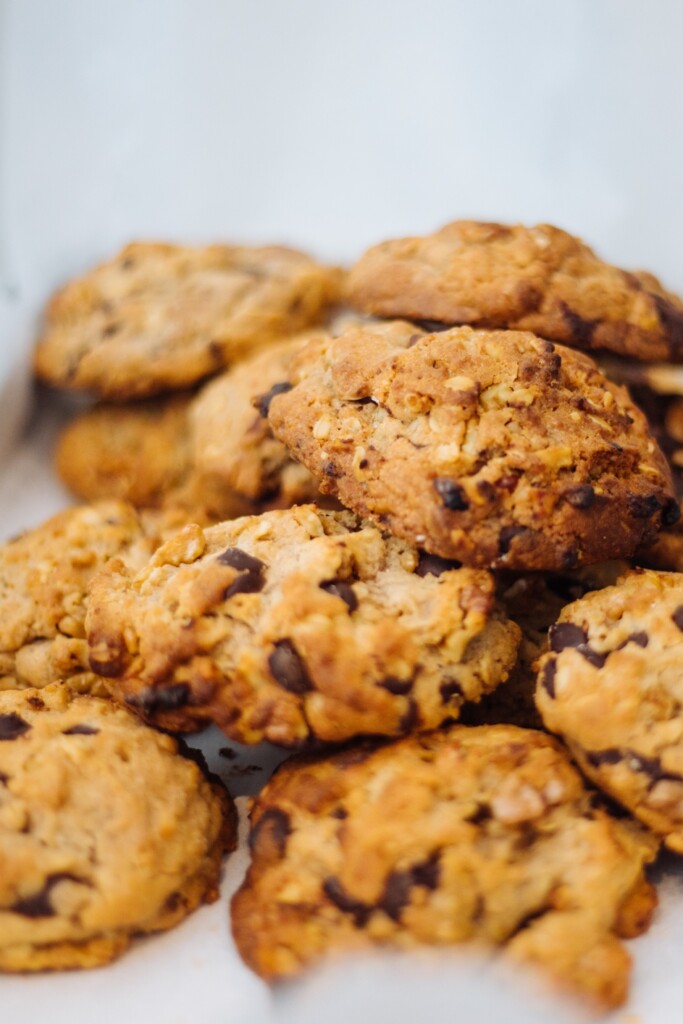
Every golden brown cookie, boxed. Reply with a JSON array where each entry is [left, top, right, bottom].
[[35, 241, 342, 399], [0, 501, 171, 694], [347, 221, 683, 362], [231, 724, 658, 1008], [536, 567, 683, 853], [266, 321, 676, 570], [86, 505, 520, 745], [0, 684, 235, 971]]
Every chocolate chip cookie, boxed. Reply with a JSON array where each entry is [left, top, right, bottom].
[[537, 567, 683, 852], [347, 220, 683, 362], [86, 505, 520, 745], [0, 683, 235, 971], [34, 242, 342, 399], [231, 724, 658, 1008], [266, 321, 676, 570], [0, 501, 165, 694]]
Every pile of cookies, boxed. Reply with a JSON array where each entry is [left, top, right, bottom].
[[5, 223, 683, 1009]]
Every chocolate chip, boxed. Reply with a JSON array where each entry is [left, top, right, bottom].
[[476, 480, 497, 502], [62, 724, 100, 736], [0, 771, 8, 785], [617, 632, 649, 650], [320, 579, 358, 612], [322, 460, 341, 478], [330, 807, 348, 820], [652, 293, 683, 355], [627, 752, 683, 782], [10, 873, 82, 918], [249, 808, 292, 859], [439, 678, 464, 703], [379, 853, 441, 922], [268, 640, 312, 694], [414, 320, 451, 334], [0, 713, 30, 741], [434, 478, 469, 511], [126, 683, 190, 715], [164, 891, 183, 913], [564, 484, 595, 509], [378, 676, 413, 695], [498, 525, 528, 556], [255, 382, 293, 418], [216, 547, 266, 573], [560, 303, 598, 347], [663, 498, 681, 527], [399, 699, 420, 733], [26, 696, 45, 710], [585, 748, 622, 768], [560, 547, 579, 570], [322, 877, 371, 927], [541, 660, 557, 698], [672, 606, 683, 632], [224, 570, 265, 599], [415, 552, 462, 577], [88, 636, 127, 677], [467, 804, 492, 824], [627, 493, 663, 518], [549, 623, 606, 668]]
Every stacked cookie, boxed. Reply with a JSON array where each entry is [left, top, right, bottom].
[[11, 224, 683, 1007]]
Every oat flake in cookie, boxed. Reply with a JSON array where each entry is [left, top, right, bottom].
[[346, 220, 683, 363], [266, 321, 676, 570], [86, 505, 520, 745], [0, 684, 235, 971], [231, 724, 658, 1008], [536, 568, 683, 852], [34, 241, 342, 399]]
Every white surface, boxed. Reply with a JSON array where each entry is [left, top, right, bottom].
[[0, 403, 682, 1024]]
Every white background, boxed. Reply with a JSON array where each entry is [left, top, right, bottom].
[[2, 2, 683, 1022]]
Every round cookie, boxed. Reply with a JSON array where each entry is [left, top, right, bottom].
[[0, 684, 235, 971], [190, 331, 327, 509], [35, 241, 342, 399], [86, 505, 520, 745], [266, 321, 676, 570], [536, 567, 683, 853], [0, 501, 171, 695], [346, 220, 683, 363], [231, 724, 658, 1008]]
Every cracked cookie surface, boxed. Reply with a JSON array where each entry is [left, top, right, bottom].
[[266, 321, 675, 570], [346, 220, 683, 362], [86, 505, 519, 745], [0, 684, 235, 971], [537, 568, 683, 852], [34, 241, 341, 399], [231, 723, 657, 1008]]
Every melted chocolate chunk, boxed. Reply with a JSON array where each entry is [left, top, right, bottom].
[[249, 807, 292, 859], [224, 570, 265, 599], [126, 683, 190, 715], [498, 525, 529, 556], [541, 660, 557, 698], [26, 696, 45, 710], [378, 676, 413, 695], [399, 699, 420, 734], [255, 382, 293, 418], [216, 547, 266, 573], [379, 852, 441, 922], [616, 631, 649, 650], [413, 320, 451, 334], [627, 493, 663, 518], [663, 498, 681, 527], [560, 547, 579, 570], [0, 713, 31, 741], [268, 640, 312, 694], [560, 303, 598, 347], [672, 605, 683, 632], [549, 623, 606, 667], [439, 678, 464, 703], [330, 806, 349, 820], [434, 478, 469, 511], [320, 579, 358, 612], [467, 804, 492, 824], [322, 877, 372, 927], [10, 873, 82, 918], [652, 293, 683, 355], [564, 484, 595, 509], [415, 551, 462, 577], [0, 771, 8, 785], [62, 724, 100, 736], [88, 637, 127, 677], [585, 748, 622, 768]]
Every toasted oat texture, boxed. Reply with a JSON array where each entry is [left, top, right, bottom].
[[231, 724, 658, 1008], [34, 242, 341, 399], [536, 568, 683, 853], [86, 505, 520, 745], [266, 321, 676, 570], [347, 221, 683, 362], [190, 331, 326, 508], [0, 684, 235, 971], [0, 501, 174, 695], [55, 395, 254, 520]]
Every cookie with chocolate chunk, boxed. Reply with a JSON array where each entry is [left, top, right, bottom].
[[86, 505, 519, 745], [537, 568, 683, 852], [35, 242, 341, 399], [347, 220, 683, 362], [0, 684, 235, 971], [266, 321, 675, 570], [232, 724, 657, 1009]]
